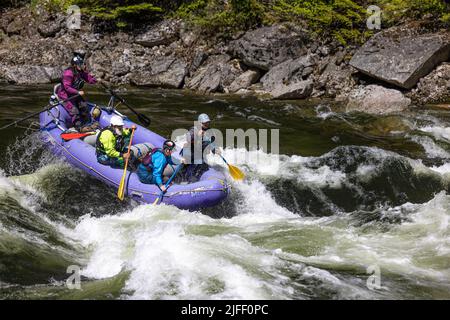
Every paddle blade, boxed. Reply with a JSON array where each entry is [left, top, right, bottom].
[[138, 113, 151, 127], [117, 128, 136, 201], [153, 197, 160, 205], [117, 172, 127, 201], [228, 164, 245, 181], [61, 132, 95, 141]]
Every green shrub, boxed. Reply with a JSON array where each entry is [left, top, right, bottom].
[[271, 0, 369, 45], [377, 0, 449, 24], [175, 0, 266, 37]]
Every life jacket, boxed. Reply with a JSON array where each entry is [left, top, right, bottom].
[[61, 67, 85, 91], [141, 148, 164, 170], [95, 126, 126, 156]]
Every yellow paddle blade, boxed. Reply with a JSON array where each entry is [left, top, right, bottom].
[[152, 197, 160, 205], [228, 164, 245, 181], [117, 167, 127, 201], [117, 127, 136, 201]]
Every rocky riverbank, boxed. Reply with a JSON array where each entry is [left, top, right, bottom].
[[0, 6, 449, 114]]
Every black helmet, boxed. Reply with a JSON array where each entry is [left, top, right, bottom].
[[71, 52, 85, 66], [163, 140, 176, 151]]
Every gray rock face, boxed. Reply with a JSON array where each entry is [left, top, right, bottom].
[[228, 70, 260, 93], [260, 54, 317, 92], [229, 24, 309, 70], [408, 63, 450, 105], [0, 65, 61, 84], [350, 28, 450, 89], [129, 56, 187, 88], [186, 55, 243, 93], [37, 16, 63, 38], [346, 85, 411, 114], [270, 80, 314, 100], [315, 51, 357, 98], [6, 17, 24, 36], [135, 20, 181, 48]]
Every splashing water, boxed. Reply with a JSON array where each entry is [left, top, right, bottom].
[[1, 86, 450, 299]]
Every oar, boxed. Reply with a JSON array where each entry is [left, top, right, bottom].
[[0, 94, 80, 130], [61, 131, 96, 141], [219, 155, 245, 181], [117, 126, 137, 201], [210, 142, 245, 181], [153, 164, 183, 205], [100, 83, 151, 127]]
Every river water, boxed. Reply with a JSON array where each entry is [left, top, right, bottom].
[[0, 84, 449, 299]]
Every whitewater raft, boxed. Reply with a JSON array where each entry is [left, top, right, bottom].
[[39, 102, 230, 210]]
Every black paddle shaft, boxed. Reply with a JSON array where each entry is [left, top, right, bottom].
[[0, 94, 80, 130], [101, 83, 151, 127]]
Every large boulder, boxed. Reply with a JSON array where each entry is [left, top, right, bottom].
[[345, 85, 411, 114], [0, 65, 61, 84], [129, 56, 187, 88], [229, 24, 309, 70], [135, 19, 181, 48], [270, 80, 314, 100], [186, 54, 243, 93], [350, 27, 450, 89], [260, 54, 317, 92], [228, 69, 260, 93]]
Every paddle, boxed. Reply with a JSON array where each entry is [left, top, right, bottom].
[[218, 154, 245, 181], [210, 140, 245, 181], [0, 94, 80, 131], [100, 83, 151, 127], [117, 126, 137, 201], [153, 164, 184, 205], [61, 131, 96, 141]]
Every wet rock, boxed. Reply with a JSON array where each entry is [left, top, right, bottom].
[[112, 61, 131, 77], [315, 53, 357, 98], [346, 85, 411, 114], [260, 54, 317, 92], [129, 56, 187, 88], [135, 19, 181, 48], [0, 64, 61, 84], [189, 51, 208, 74], [186, 54, 243, 93], [228, 69, 260, 93], [270, 80, 314, 100], [408, 63, 450, 105], [229, 24, 309, 70], [350, 26, 450, 89]]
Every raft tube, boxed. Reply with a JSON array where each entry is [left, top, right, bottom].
[[39, 103, 230, 210]]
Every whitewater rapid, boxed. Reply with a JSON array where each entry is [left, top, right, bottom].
[[2, 139, 449, 299]]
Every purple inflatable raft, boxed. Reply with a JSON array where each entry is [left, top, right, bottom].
[[39, 103, 230, 210]]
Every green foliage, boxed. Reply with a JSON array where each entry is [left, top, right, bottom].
[[27, 0, 450, 41], [74, 0, 164, 27], [175, 0, 266, 37], [377, 0, 449, 24], [271, 0, 368, 45]]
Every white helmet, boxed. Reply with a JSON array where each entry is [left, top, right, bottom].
[[110, 115, 124, 127], [198, 113, 210, 123]]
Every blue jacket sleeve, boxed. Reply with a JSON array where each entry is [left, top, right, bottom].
[[152, 152, 166, 187]]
